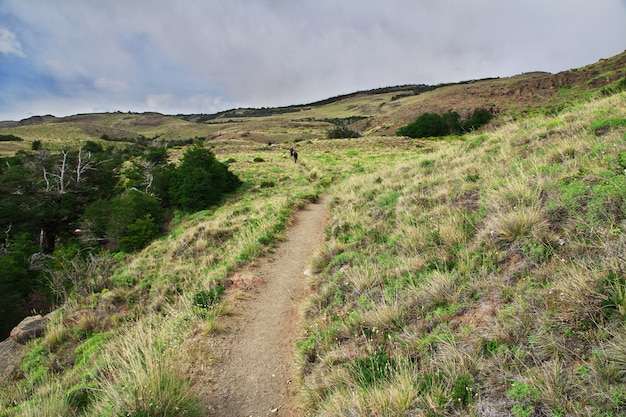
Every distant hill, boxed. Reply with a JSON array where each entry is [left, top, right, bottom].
[[0, 50, 624, 155], [1, 48, 626, 417]]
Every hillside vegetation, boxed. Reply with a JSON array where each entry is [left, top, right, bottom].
[[299, 92, 626, 416], [0, 52, 626, 416], [1, 50, 624, 154]]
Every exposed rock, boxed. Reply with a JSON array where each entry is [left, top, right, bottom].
[[221, 273, 263, 290], [0, 337, 24, 384], [10, 314, 48, 345]]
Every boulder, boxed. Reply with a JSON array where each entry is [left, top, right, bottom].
[[10, 314, 48, 344], [0, 337, 24, 383]]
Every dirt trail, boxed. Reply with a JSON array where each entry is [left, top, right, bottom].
[[204, 198, 327, 417]]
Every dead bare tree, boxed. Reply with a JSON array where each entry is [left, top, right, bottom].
[[42, 150, 70, 194], [58, 150, 69, 194], [43, 252, 114, 302], [139, 159, 156, 192], [42, 167, 51, 192], [75, 148, 95, 189], [1, 223, 11, 256]]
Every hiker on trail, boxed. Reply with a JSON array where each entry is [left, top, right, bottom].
[[289, 147, 298, 163]]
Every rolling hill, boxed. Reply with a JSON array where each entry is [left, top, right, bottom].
[[1, 50, 626, 416], [1, 50, 624, 157]]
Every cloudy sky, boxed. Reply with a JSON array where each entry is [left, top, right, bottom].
[[1, 1, 625, 121]]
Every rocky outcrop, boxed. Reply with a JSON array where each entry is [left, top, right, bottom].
[[0, 337, 24, 383], [360, 51, 626, 136], [9, 314, 48, 344], [0, 314, 51, 384]]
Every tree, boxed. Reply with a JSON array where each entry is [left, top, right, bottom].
[[462, 108, 493, 132], [106, 190, 164, 250], [170, 145, 241, 212], [118, 214, 159, 252], [327, 125, 361, 139], [0, 232, 43, 337], [396, 112, 450, 138], [396, 108, 492, 138]]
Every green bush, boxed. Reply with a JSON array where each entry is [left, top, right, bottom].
[[327, 125, 361, 139], [170, 145, 242, 212], [193, 285, 225, 309], [118, 214, 159, 252], [103, 190, 164, 251], [0, 134, 22, 142], [463, 108, 493, 131], [397, 109, 492, 138], [397, 112, 453, 138]]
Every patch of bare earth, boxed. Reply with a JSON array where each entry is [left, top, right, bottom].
[[192, 198, 328, 417]]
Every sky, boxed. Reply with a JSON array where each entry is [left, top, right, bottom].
[[1, 1, 625, 122]]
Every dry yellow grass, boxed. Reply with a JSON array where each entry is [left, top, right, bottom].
[[2, 55, 626, 416]]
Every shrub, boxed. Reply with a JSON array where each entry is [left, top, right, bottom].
[[105, 190, 164, 250], [0, 134, 23, 142], [462, 108, 493, 131], [118, 214, 159, 252], [397, 109, 492, 138], [327, 125, 361, 139], [193, 285, 225, 309], [170, 145, 242, 212], [397, 112, 452, 138]]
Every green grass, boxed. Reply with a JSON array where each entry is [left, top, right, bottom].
[[2, 71, 626, 415], [297, 92, 626, 416]]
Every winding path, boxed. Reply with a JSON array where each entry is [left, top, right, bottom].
[[205, 198, 327, 416]]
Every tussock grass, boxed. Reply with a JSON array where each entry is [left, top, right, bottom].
[[89, 316, 201, 417], [41, 311, 70, 350], [298, 92, 626, 415], [486, 206, 550, 246], [4, 89, 626, 415]]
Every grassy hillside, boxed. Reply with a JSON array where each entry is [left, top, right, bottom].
[[1, 52, 625, 416], [298, 92, 626, 416], [2, 50, 624, 157]]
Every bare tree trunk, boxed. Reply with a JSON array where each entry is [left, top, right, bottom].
[[43, 168, 51, 192], [75, 148, 94, 189], [76, 148, 83, 186], [1, 223, 11, 255], [59, 150, 68, 194]]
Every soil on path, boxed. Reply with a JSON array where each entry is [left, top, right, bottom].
[[204, 198, 328, 417]]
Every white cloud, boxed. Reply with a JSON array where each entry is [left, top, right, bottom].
[[1, 0, 626, 121], [94, 77, 128, 93], [0, 27, 25, 57], [145, 94, 174, 109], [144, 93, 228, 115]]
